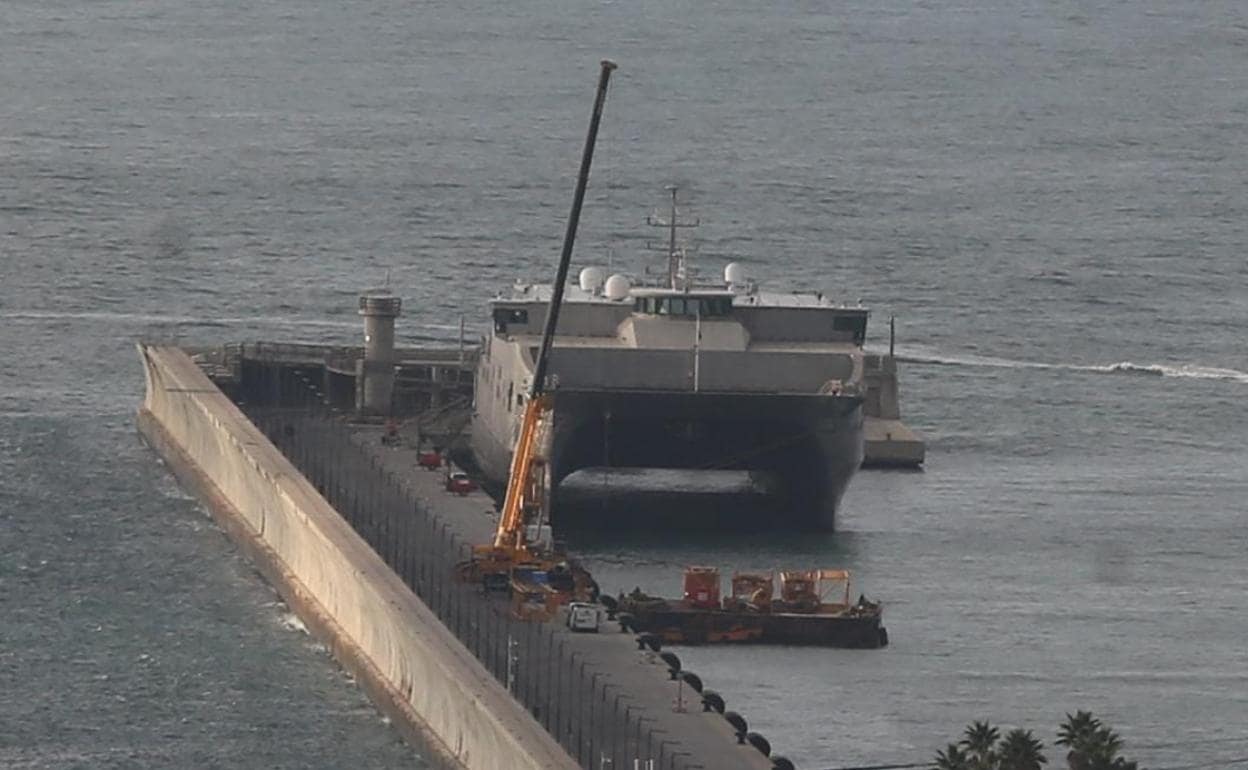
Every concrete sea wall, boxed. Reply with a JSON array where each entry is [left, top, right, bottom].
[[135, 344, 575, 770], [861, 353, 925, 467]]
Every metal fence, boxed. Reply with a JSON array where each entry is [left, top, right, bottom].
[[242, 369, 702, 770]]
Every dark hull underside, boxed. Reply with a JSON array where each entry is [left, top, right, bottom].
[[473, 388, 863, 531], [622, 605, 887, 648]]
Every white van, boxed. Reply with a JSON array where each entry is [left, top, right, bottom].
[[565, 602, 601, 633]]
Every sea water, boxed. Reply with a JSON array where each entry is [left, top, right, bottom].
[[3, 0, 1246, 767]]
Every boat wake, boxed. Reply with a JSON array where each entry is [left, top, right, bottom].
[[897, 347, 1248, 384]]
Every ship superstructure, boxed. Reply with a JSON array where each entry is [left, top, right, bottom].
[[471, 192, 868, 530]]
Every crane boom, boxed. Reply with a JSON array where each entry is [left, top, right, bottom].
[[529, 59, 618, 402], [493, 393, 550, 547], [483, 59, 618, 560]]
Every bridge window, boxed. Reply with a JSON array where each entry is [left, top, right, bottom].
[[493, 307, 529, 333], [633, 296, 734, 318], [632, 297, 656, 314], [833, 314, 867, 345]]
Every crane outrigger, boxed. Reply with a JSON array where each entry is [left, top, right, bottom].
[[455, 60, 617, 617]]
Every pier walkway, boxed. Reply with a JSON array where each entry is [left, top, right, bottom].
[[350, 427, 778, 770], [249, 402, 777, 770]]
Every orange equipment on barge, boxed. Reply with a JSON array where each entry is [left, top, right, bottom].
[[614, 566, 887, 648]]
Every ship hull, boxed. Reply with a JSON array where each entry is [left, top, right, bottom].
[[471, 389, 863, 531]]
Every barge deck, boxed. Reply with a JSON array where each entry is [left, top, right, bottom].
[[615, 567, 888, 649]]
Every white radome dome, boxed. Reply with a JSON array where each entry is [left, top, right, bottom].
[[724, 262, 747, 287], [578, 266, 606, 294], [603, 274, 631, 300]]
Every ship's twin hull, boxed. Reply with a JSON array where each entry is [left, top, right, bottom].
[[471, 389, 863, 531]]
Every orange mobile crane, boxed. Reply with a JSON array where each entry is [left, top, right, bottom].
[[455, 61, 616, 614]]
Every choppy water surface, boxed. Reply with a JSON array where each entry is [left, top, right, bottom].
[[3, 0, 1247, 767]]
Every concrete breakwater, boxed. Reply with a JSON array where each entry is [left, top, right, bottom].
[[135, 345, 575, 770], [138, 344, 777, 770]]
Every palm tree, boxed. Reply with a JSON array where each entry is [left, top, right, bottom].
[[998, 728, 1047, 770], [960, 721, 1002, 770], [1057, 715, 1135, 770], [1057, 711, 1103, 770], [1057, 712, 1102, 753], [1076, 727, 1127, 770], [935, 713, 1137, 770], [935, 743, 972, 770]]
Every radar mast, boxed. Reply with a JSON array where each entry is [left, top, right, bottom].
[[646, 186, 699, 290]]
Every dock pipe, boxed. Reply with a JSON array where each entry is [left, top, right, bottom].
[[529, 59, 617, 400]]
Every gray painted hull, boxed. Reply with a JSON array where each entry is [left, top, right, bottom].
[[470, 389, 863, 531]]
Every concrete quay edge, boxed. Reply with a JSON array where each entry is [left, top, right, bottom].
[[136, 408, 463, 769], [136, 344, 577, 770]]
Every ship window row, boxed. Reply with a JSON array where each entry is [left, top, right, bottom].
[[633, 296, 733, 318], [493, 307, 529, 333], [832, 315, 867, 345]]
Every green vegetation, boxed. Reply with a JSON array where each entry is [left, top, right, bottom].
[[934, 713, 1139, 770]]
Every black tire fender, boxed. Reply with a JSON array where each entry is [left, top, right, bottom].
[[746, 732, 771, 757], [700, 689, 725, 714]]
